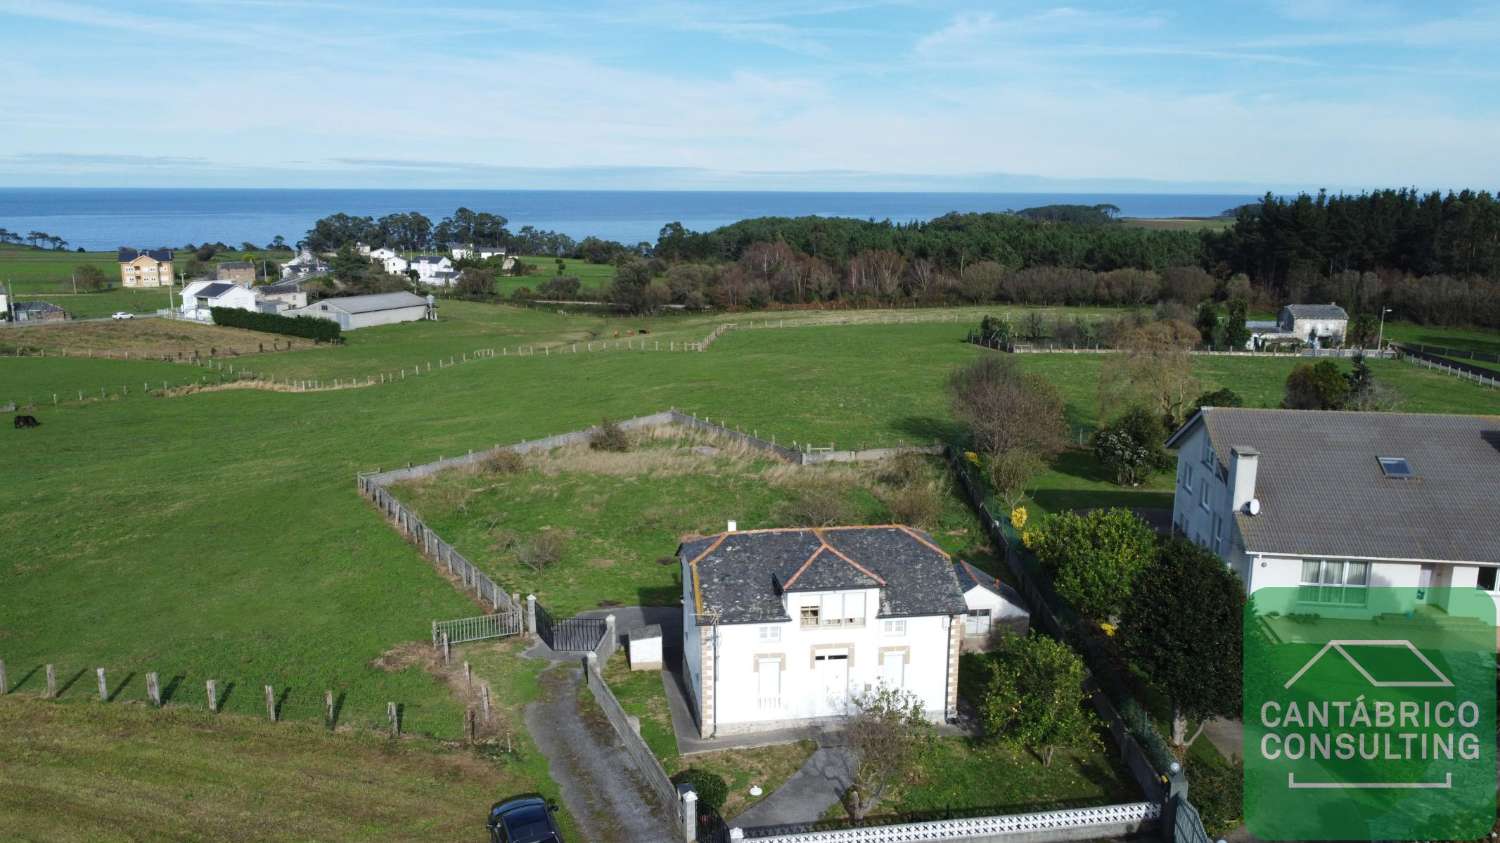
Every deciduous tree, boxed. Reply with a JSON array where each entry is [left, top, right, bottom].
[[840, 687, 932, 819], [968, 635, 1100, 766], [1032, 508, 1156, 620]]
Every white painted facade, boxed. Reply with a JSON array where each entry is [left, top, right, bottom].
[[682, 574, 958, 737], [1169, 422, 1498, 615], [410, 256, 455, 284], [178, 280, 260, 321], [381, 255, 410, 275]]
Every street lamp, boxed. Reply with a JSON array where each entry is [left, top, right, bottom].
[[1375, 306, 1393, 351]]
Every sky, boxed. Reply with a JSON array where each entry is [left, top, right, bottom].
[[0, 0, 1497, 192]]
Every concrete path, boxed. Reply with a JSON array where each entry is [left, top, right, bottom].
[[523, 664, 677, 843], [731, 744, 856, 828], [1201, 717, 1243, 761]]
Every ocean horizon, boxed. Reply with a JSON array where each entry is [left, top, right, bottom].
[[0, 188, 1256, 252]]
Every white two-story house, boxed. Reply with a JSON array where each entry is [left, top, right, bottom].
[[1166, 407, 1500, 614], [178, 280, 259, 321], [680, 525, 968, 738]]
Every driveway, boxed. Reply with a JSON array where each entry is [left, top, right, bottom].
[[731, 743, 856, 828], [524, 664, 677, 843]]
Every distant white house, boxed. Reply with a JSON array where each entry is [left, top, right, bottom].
[[680, 525, 966, 737], [380, 254, 410, 275], [952, 560, 1030, 648], [369, 247, 399, 263], [448, 243, 507, 261], [287, 291, 434, 330], [280, 248, 330, 280], [255, 278, 309, 312], [1245, 303, 1350, 350], [179, 280, 259, 321], [411, 255, 458, 286]]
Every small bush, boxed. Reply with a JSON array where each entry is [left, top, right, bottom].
[[880, 480, 944, 529], [483, 450, 525, 475], [876, 452, 930, 487], [515, 530, 565, 573], [775, 482, 855, 527], [671, 769, 728, 814], [590, 418, 631, 452]]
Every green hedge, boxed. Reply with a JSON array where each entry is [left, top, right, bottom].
[[210, 307, 341, 343]]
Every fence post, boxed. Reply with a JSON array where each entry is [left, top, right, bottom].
[[605, 614, 616, 659], [147, 672, 161, 706], [45, 664, 57, 699], [326, 690, 335, 727], [388, 702, 400, 736], [680, 789, 698, 842], [481, 683, 492, 722], [464, 661, 471, 687], [0, 659, 7, 694], [527, 594, 538, 638], [265, 685, 277, 721], [207, 680, 218, 712], [96, 668, 107, 701], [467, 707, 477, 743], [442, 632, 451, 665]]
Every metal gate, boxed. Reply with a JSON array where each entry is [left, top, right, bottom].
[[433, 612, 522, 645], [533, 602, 608, 652], [1170, 795, 1212, 843]]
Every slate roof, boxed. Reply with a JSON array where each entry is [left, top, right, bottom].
[[1283, 304, 1348, 320], [1168, 408, 1500, 563], [681, 526, 968, 624], [193, 282, 237, 299], [258, 278, 302, 294], [412, 255, 448, 264], [315, 291, 428, 314], [13, 300, 64, 313], [118, 247, 173, 262]]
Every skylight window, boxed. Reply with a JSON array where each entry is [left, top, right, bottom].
[[1378, 457, 1414, 478]]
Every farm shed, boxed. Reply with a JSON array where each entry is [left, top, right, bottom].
[[289, 292, 433, 330]]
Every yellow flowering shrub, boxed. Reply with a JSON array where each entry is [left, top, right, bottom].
[[1009, 506, 1028, 530], [964, 451, 980, 466]]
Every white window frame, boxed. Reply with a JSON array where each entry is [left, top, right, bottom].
[[758, 624, 781, 643], [1298, 559, 1369, 606], [882, 619, 906, 636], [1211, 513, 1223, 553], [1199, 482, 1211, 512]]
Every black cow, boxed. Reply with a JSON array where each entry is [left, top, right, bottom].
[[14, 415, 39, 429]]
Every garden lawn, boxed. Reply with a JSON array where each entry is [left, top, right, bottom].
[[1381, 320, 1500, 356], [390, 431, 991, 615], [0, 695, 552, 842]]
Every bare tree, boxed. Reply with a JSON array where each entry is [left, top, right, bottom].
[[1098, 319, 1200, 427], [841, 687, 933, 821], [948, 356, 1067, 459], [515, 530, 565, 574]]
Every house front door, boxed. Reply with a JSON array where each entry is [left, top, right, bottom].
[[880, 650, 905, 690], [814, 649, 850, 714]]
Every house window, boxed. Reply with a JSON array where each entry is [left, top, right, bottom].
[[1184, 466, 1194, 494], [1199, 483, 1210, 512], [1479, 568, 1497, 592], [1299, 560, 1369, 606], [1378, 457, 1414, 479], [965, 608, 992, 636], [1212, 514, 1223, 554], [804, 593, 866, 627], [800, 605, 819, 627], [882, 619, 906, 636], [758, 625, 781, 643]]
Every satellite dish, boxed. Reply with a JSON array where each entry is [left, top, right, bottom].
[[1247, 499, 1262, 516]]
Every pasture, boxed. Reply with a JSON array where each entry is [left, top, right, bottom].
[[508, 255, 617, 295], [0, 303, 1493, 831]]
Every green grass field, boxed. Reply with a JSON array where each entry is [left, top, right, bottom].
[[0, 693, 566, 842], [498, 256, 617, 296], [0, 303, 1494, 829], [390, 432, 993, 615]]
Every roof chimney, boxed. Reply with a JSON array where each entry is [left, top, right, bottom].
[[726, 520, 737, 533], [1229, 445, 1259, 515]]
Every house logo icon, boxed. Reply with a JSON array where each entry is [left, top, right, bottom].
[[1283, 639, 1454, 691], [1244, 587, 1496, 840]]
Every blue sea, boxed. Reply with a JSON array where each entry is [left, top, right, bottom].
[[0, 189, 1255, 251]]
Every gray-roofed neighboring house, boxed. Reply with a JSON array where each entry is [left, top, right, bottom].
[[953, 559, 1030, 646], [679, 525, 968, 737], [11, 300, 68, 322], [1165, 407, 1500, 614]]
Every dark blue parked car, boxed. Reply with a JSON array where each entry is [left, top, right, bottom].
[[487, 795, 564, 843]]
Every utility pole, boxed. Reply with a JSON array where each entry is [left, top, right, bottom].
[[1376, 306, 1393, 350]]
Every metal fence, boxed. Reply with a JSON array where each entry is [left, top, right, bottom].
[[433, 612, 522, 646], [1399, 342, 1500, 364], [739, 801, 1161, 843], [547, 616, 608, 653], [1397, 344, 1500, 387]]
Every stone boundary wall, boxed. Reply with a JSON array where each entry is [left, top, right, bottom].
[[582, 655, 681, 825]]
